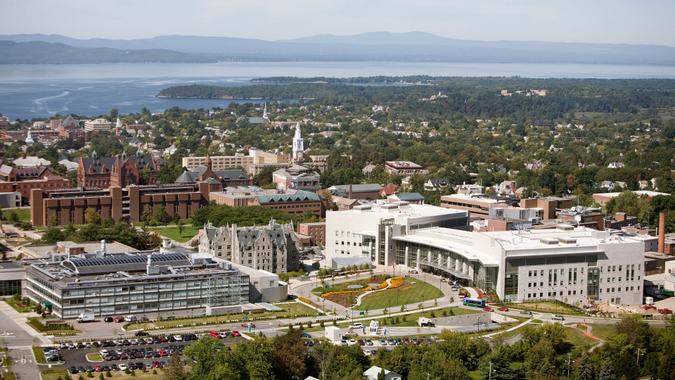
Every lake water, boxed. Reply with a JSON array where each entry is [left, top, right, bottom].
[[2, 61, 675, 120]]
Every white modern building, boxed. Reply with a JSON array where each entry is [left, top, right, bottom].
[[84, 118, 112, 133], [393, 226, 646, 306], [325, 201, 469, 267]]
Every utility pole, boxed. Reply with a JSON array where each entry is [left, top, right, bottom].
[[636, 347, 642, 367], [567, 353, 571, 378], [489, 361, 493, 380]]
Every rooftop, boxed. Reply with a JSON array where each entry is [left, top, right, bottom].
[[330, 200, 466, 221], [394, 226, 648, 266], [385, 160, 424, 169], [594, 190, 669, 198], [257, 190, 321, 204]]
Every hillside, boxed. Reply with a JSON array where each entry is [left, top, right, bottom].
[[0, 40, 215, 64], [3, 32, 675, 65]]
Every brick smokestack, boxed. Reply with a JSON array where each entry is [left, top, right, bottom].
[[658, 212, 666, 254]]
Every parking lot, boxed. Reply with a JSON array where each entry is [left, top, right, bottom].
[[42, 331, 246, 376]]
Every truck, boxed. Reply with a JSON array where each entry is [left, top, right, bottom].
[[417, 317, 435, 327], [76, 313, 96, 323]]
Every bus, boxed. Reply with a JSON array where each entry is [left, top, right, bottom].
[[463, 297, 486, 308]]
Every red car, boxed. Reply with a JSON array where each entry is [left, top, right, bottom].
[[498, 307, 509, 312], [483, 306, 494, 312], [231, 330, 241, 337], [208, 331, 219, 338], [658, 308, 673, 314], [640, 305, 657, 310]]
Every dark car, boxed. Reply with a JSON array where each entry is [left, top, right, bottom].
[[104, 316, 114, 323], [69, 366, 79, 374], [135, 330, 150, 337]]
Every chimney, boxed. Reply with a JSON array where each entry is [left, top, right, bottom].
[[658, 212, 666, 254]]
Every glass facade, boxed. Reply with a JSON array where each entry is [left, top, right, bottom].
[[586, 267, 600, 300], [26, 267, 250, 319], [0, 279, 21, 297]]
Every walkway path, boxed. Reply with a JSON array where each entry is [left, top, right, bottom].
[[353, 278, 393, 307]]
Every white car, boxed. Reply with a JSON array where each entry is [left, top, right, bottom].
[[348, 339, 357, 346], [173, 335, 183, 341], [552, 314, 565, 321], [99, 349, 109, 356], [349, 323, 364, 330], [118, 364, 128, 371]]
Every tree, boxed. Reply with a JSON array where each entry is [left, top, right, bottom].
[[164, 350, 186, 380], [598, 359, 616, 380], [272, 330, 308, 379], [85, 208, 101, 225], [524, 339, 557, 379], [575, 354, 594, 380]]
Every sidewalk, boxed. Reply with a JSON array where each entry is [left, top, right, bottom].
[[0, 302, 52, 347]]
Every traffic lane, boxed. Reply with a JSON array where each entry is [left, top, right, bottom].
[[51, 336, 246, 370]]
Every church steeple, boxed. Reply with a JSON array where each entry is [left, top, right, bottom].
[[262, 103, 269, 122], [292, 123, 304, 163]]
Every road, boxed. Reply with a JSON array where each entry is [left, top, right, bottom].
[[0, 303, 46, 380]]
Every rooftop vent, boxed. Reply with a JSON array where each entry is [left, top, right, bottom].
[[556, 224, 574, 231], [540, 237, 559, 245], [558, 237, 577, 244]]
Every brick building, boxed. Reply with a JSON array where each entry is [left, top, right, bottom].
[[297, 222, 326, 246], [0, 165, 70, 203], [254, 190, 322, 217], [175, 159, 252, 188], [520, 197, 574, 220], [31, 181, 221, 227], [77, 151, 162, 189]]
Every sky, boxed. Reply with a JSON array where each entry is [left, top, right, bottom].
[[3, 0, 675, 46]]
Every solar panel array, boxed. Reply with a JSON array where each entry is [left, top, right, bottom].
[[66, 253, 190, 275]]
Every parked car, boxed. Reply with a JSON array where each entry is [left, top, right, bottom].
[[552, 314, 565, 321], [483, 306, 494, 312], [641, 304, 657, 310], [103, 316, 113, 323], [135, 331, 149, 337], [231, 331, 241, 337], [658, 308, 673, 314]]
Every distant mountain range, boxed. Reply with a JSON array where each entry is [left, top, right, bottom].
[[2, 31, 675, 65]]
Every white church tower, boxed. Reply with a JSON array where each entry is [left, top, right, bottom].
[[262, 103, 269, 123], [292, 122, 304, 162]]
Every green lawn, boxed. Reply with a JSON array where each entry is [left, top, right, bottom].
[[127, 301, 319, 331], [503, 300, 584, 315], [152, 225, 200, 242], [40, 369, 69, 380], [5, 298, 34, 313], [86, 352, 104, 362], [377, 306, 480, 327], [1, 208, 31, 223], [564, 327, 596, 349], [32, 346, 46, 364], [355, 278, 443, 310], [585, 323, 616, 341], [311, 275, 388, 295]]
